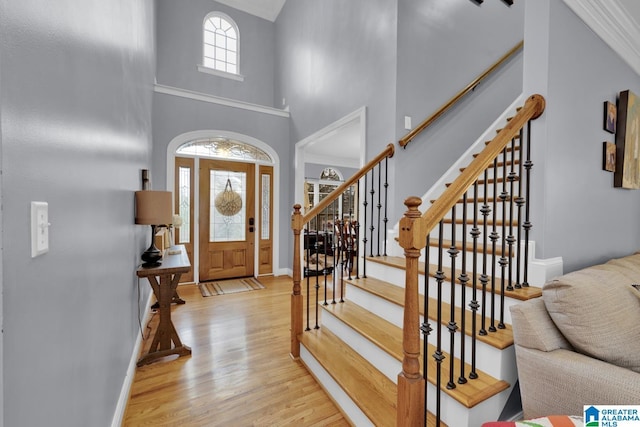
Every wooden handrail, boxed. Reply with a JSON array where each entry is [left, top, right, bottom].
[[300, 143, 395, 225], [398, 40, 524, 148], [405, 93, 545, 250]]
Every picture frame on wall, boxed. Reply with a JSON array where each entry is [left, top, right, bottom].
[[603, 141, 616, 172], [614, 90, 640, 189], [604, 101, 616, 134]]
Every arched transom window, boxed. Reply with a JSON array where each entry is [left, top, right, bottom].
[[177, 138, 272, 162], [203, 12, 239, 75]]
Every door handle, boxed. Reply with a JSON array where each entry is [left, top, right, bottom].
[[249, 217, 255, 226], [249, 227, 254, 232]]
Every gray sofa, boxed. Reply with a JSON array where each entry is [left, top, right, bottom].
[[510, 253, 640, 419]]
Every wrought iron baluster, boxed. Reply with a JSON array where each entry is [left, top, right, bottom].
[[369, 168, 375, 257], [355, 219, 361, 280], [498, 148, 508, 330], [434, 221, 445, 427], [447, 206, 458, 390], [458, 193, 469, 384], [376, 163, 382, 256], [479, 170, 490, 337], [515, 127, 524, 288], [469, 182, 480, 379], [522, 121, 533, 287], [489, 158, 499, 333], [362, 174, 368, 277], [332, 215, 338, 305], [506, 138, 517, 293], [421, 233, 432, 427], [314, 228, 320, 329], [323, 229, 329, 306], [383, 157, 389, 256], [305, 222, 311, 331]]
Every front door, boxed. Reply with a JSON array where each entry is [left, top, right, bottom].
[[199, 159, 255, 281]]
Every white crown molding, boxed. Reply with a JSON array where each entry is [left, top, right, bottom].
[[154, 84, 290, 118], [563, 0, 640, 76]]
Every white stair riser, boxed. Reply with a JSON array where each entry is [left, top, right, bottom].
[[345, 285, 514, 380], [299, 346, 375, 427], [425, 384, 513, 427], [319, 309, 510, 427], [362, 263, 520, 325]]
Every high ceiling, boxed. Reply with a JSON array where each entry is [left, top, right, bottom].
[[217, 0, 640, 76], [215, 0, 640, 169], [214, 0, 286, 22]]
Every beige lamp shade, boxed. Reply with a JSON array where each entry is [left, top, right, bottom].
[[135, 191, 173, 225]]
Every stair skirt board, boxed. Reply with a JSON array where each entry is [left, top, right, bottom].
[[299, 346, 375, 427], [344, 284, 518, 382]]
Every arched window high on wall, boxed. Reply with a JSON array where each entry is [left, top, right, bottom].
[[201, 12, 241, 79]]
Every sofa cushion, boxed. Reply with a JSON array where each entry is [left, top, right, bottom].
[[543, 264, 640, 373], [510, 298, 572, 352]]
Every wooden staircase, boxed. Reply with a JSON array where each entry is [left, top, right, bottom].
[[292, 94, 546, 426], [299, 254, 541, 426]]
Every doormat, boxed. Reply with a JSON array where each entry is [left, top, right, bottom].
[[198, 277, 265, 297]]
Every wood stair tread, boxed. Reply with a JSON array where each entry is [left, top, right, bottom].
[[446, 176, 519, 187], [300, 327, 397, 426], [346, 276, 513, 349], [442, 217, 518, 227], [366, 255, 542, 301], [428, 238, 513, 258], [430, 196, 516, 204], [322, 300, 509, 408]]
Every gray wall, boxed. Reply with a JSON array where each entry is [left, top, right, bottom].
[[153, 0, 291, 273], [525, 0, 640, 273], [151, 93, 291, 271], [394, 0, 524, 218], [275, 0, 399, 223], [0, 0, 155, 425], [275, 0, 524, 228], [156, 0, 276, 107]]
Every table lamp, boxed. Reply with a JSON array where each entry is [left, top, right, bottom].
[[135, 190, 173, 267]]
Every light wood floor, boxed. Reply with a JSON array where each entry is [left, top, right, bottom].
[[123, 276, 348, 427]]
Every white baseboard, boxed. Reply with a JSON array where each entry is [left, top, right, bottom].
[[111, 282, 154, 427], [276, 268, 292, 277]]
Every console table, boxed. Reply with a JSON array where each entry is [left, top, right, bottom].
[[136, 245, 192, 366]]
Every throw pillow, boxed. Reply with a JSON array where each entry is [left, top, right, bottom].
[[543, 266, 640, 373], [481, 415, 582, 426]]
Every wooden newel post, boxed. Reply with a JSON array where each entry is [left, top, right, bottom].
[[290, 204, 304, 359], [397, 196, 426, 426]]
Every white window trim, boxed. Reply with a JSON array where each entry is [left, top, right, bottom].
[[197, 64, 245, 82], [202, 11, 241, 78]]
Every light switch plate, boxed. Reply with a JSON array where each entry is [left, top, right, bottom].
[[31, 201, 49, 257], [404, 116, 412, 130]]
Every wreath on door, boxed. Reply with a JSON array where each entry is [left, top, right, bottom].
[[215, 179, 243, 216]]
